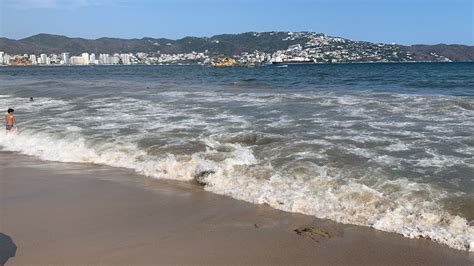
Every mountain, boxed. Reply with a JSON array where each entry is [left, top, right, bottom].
[[2, 34, 175, 55], [0, 32, 305, 56], [0, 32, 473, 62], [405, 44, 474, 62]]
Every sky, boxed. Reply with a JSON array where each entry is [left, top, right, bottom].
[[0, 0, 473, 45]]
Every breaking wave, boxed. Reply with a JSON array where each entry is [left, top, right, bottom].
[[1, 129, 472, 252]]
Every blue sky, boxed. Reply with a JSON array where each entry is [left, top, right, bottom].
[[1, 0, 473, 45]]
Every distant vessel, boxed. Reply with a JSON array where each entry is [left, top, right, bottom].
[[272, 59, 314, 65]]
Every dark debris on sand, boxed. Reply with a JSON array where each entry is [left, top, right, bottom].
[[293, 226, 331, 242]]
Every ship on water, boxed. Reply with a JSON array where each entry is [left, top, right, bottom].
[[272, 59, 315, 65]]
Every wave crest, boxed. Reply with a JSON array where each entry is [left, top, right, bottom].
[[0, 129, 472, 251]]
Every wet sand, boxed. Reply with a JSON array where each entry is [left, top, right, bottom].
[[0, 152, 472, 265]]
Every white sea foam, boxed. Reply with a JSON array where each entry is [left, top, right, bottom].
[[267, 115, 294, 128], [1, 88, 473, 252], [385, 142, 411, 151], [413, 149, 469, 168], [0, 129, 472, 252], [455, 146, 474, 156]]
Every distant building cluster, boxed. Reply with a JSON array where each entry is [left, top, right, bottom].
[[0, 51, 140, 66], [0, 32, 451, 67], [0, 51, 212, 66], [236, 32, 444, 65]]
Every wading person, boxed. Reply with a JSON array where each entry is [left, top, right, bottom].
[[4, 108, 16, 134]]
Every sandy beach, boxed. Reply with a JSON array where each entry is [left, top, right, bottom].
[[0, 151, 472, 265]]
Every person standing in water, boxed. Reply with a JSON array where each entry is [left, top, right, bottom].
[[5, 108, 16, 134]]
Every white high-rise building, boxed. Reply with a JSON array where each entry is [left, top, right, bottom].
[[99, 54, 106, 64], [70, 56, 85, 65], [29, 55, 37, 65], [99, 53, 113, 65], [61, 52, 70, 65], [120, 53, 131, 65], [112, 54, 120, 64], [89, 53, 96, 65], [81, 53, 90, 65], [4, 54, 11, 65], [40, 54, 48, 64], [0, 52, 4, 65]]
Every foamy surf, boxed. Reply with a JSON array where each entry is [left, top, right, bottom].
[[0, 63, 473, 252], [0, 130, 472, 251]]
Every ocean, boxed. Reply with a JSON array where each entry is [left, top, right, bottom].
[[0, 63, 473, 251]]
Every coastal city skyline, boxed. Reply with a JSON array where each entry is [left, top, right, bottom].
[[1, 0, 473, 45], [1, 31, 463, 66]]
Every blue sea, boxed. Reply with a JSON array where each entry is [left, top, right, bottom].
[[0, 63, 473, 251]]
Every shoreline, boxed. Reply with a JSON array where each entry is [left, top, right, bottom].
[[1, 61, 473, 68], [0, 151, 472, 265]]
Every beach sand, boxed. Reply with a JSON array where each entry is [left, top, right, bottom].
[[0, 152, 472, 265]]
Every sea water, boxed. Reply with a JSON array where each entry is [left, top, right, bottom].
[[0, 63, 472, 251]]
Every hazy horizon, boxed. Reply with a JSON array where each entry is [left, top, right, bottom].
[[0, 0, 473, 45]]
